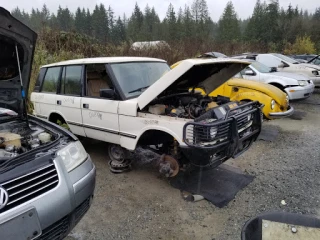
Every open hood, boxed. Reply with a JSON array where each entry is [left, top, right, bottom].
[[0, 7, 37, 117], [137, 58, 250, 109]]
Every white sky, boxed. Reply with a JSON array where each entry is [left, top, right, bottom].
[[0, 0, 318, 21]]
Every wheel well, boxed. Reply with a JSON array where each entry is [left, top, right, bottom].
[[137, 130, 175, 146], [269, 82, 285, 91], [48, 113, 66, 124]]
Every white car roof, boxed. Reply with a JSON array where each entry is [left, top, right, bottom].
[[41, 57, 167, 68]]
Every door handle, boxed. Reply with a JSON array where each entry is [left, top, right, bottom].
[[83, 103, 89, 109], [57, 100, 61, 105]]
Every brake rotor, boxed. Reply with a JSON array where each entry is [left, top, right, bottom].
[[159, 154, 180, 178], [108, 159, 132, 174]]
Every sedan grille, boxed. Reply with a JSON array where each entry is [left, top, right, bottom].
[[0, 164, 59, 213]]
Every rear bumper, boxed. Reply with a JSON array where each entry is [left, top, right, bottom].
[[269, 105, 294, 118], [285, 84, 314, 100], [181, 102, 262, 167]]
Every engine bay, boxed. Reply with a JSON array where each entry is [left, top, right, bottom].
[[0, 120, 56, 160], [146, 92, 246, 121]]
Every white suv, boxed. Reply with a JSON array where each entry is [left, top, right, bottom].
[[31, 57, 262, 176]]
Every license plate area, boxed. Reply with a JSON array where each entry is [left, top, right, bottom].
[[0, 208, 41, 240]]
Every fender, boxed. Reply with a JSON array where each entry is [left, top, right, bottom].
[[48, 110, 68, 123], [120, 123, 186, 151]]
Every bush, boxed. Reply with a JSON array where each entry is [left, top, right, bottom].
[[284, 35, 316, 55]]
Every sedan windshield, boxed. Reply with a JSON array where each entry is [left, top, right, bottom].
[[250, 61, 272, 73], [109, 62, 170, 98], [272, 53, 299, 64]]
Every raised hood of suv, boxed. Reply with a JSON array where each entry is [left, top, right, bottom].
[[137, 58, 250, 109], [0, 8, 37, 116]]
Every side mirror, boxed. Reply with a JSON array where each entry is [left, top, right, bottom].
[[100, 89, 116, 99], [270, 67, 277, 72], [244, 70, 255, 76]]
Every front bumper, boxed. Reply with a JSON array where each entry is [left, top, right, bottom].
[[285, 84, 315, 100], [181, 102, 262, 167], [269, 105, 294, 119], [310, 76, 320, 87], [0, 155, 96, 240]]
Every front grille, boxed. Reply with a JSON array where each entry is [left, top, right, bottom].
[[184, 120, 232, 147], [0, 164, 59, 213], [38, 215, 70, 240], [183, 102, 260, 148]]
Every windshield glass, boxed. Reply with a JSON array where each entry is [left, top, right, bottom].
[[272, 53, 299, 64], [250, 61, 272, 73], [110, 62, 170, 98]]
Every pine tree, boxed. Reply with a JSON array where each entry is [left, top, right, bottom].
[[217, 1, 241, 42], [163, 3, 177, 41], [127, 3, 144, 40]]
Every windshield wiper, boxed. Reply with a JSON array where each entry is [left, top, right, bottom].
[[128, 85, 150, 94]]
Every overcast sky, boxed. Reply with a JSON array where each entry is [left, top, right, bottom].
[[1, 0, 318, 21]]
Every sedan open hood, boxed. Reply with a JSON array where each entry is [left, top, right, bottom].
[[137, 58, 250, 109], [0, 7, 37, 117]]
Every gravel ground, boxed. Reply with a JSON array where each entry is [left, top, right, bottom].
[[66, 89, 320, 240]]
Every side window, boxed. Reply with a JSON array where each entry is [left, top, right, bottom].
[[42, 67, 61, 93], [86, 64, 114, 98], [257, 55, 280, 68], [60, 66, 82, 96]]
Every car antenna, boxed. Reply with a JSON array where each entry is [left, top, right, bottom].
[[15, 43, 30, 127]]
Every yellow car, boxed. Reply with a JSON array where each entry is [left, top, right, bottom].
[[171, 61, 294, 119]]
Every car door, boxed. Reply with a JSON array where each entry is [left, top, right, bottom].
[[81, 64, 120, 144], [55, 65, 86, 136], [31, 66, 61, 119]]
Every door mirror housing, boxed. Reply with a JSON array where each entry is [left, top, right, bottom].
[[278, 61, 289, 68], [244, 69, 255, 76], [100, 89, 117, 99], [270, 67, 277, 72]]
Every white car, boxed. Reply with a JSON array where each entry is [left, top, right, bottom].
[[233, 53, 320, 87], [31, 57, 262, 177], [240, 60, 314, 100]]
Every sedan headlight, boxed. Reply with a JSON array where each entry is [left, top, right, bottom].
[[312, 70, 319, 76], [271, 100, 275, 110], [57, 141, 88, 172], [298, 80, 308, 86]]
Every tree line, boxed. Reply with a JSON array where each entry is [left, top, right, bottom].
[[11, 0, 320, 52]]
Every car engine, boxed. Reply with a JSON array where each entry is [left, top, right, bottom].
[[147, 92, 245, 121], [0, 120, 55, 160]]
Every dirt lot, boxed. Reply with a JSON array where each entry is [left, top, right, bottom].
[[67, 89, 320, 240]]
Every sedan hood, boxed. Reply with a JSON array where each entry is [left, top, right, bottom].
[[0, 8, 37, 117], [269, 71, 310, 81], [299, 63, 320, 70], [227, 79, 287, 106], [137, 58, 250, 109]]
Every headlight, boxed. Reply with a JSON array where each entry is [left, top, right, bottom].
[[312, 70, 319, 76], [285, 94, 289, 102], [210, 127, 217, 139], [57, 141, 88, 172], [271, 100, 275, 110], [298, 80, 307, 86]]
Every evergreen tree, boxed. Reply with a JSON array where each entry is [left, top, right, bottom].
[[127, 3, 144, 40], [217, 1, 241, 42]]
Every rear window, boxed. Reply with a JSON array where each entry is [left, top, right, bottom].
[[42, 67, 61, 93], [60, 66, 82, 95]]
